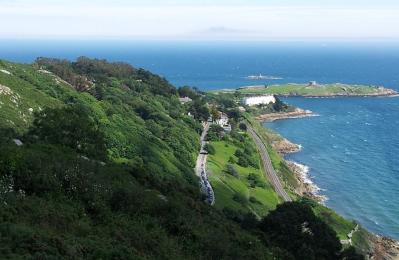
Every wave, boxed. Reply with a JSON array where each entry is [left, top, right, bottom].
[[288, 161, 328, 203]]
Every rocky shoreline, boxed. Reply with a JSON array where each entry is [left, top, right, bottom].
[[370, 235, 399, 260], [271, 138, 301, 154], [260, 111, 399, 259], [273, 135, 399, 259], [256, 108, 317, 122], [286, 161, 327, 203], [276, 92, 399, 98]]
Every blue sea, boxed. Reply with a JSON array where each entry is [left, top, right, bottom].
[[1, 40, 398, 239]]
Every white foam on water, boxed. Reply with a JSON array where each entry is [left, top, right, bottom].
[[288, 161, 328, 203]]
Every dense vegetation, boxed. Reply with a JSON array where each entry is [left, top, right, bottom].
[[0, 58, 363, 259]]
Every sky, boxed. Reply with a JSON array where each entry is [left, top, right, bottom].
[[1, 0, 399, 41]]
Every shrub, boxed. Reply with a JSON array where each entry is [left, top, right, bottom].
[[249, 196, 262, 204], [233, 193, 248, 205], [237, 157, 249, 168], [228, 156, 236, 164], [204, 143, 216, 155], [224, 164, 239, 178]]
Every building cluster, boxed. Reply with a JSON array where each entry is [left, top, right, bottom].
[[209, 112, 231, 132], [215, 112, 232, 132]]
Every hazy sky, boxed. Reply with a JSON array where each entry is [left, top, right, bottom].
[[1, 0, 399, 40]]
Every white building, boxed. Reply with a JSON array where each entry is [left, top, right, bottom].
[[215, 112, 229, 126], [179, 96, 192, 104], [308, 81, 317, 86], [243, 95, 276, 106], [214, 112, 232, 132]]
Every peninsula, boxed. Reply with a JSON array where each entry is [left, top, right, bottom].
[[212, 82, 398, 97]]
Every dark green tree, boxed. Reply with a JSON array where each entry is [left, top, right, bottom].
[[259, 201, 342, 260], [239, 123, 247, 131]]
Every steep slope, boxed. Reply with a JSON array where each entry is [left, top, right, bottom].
[[0, 58, 362, 259], [0, 58, 276, 259]]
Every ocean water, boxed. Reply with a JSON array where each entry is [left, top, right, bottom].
[[266, 97, 399, 239], [1, 40, 398, 238]]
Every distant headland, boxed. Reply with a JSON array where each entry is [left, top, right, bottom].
[[211, 82, 398, 97]]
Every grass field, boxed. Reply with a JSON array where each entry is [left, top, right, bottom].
[[207, 139, 281, 218], [210, 83, 393, 97]]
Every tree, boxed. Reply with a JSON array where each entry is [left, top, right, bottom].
[[272, 96, 287, 112], [210, 105, 220, 122], [188, 100, 210, 121], [178, 86, 198, 99], [259, 202, 342, 260], [239, 123, 247, 131], [227, 109, 241, 122], [224, 164, 239, 177], [340, 247, 364, 260], [206, 125, 224, 141]]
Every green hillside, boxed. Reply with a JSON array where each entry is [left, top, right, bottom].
[[0, 58, 363, 259]]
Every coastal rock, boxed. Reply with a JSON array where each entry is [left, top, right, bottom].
[[256, 108, 316, 122], [370, 235, 399, 260], [286, 161, 326, 203], [271, 138, 301, 154]]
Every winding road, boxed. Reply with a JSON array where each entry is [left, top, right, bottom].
[[247, 124, 292, 202], [195, 122, 215, 205]]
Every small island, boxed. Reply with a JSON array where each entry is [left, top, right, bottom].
[[212, 82, 398, 97]]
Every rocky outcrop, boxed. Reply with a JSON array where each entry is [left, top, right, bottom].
[[0, 84, 13, 95], [271, 138, 301, 154], [370, 235, 399, 260], [286, 161, 327, 203], [256, 108, 316, 122]]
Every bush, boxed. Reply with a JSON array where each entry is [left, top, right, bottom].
[[247, 173, 265, 188], [249, 196, 262, 204], [228, 156, 236, 164], [224, 164, 239, 178], [206, 125, 224, 141], [237, 157, 249, 168], [239, 123, 247, 131], [235, 149, 259, 169], [233, 193, 248, 205], [204, 143, 216, 155]]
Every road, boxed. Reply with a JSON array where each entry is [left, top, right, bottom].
[[195, 122, 215, 205], [247, 124, 292, 202]]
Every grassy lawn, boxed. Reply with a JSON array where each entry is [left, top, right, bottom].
[[207, 139, 280, 218]]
